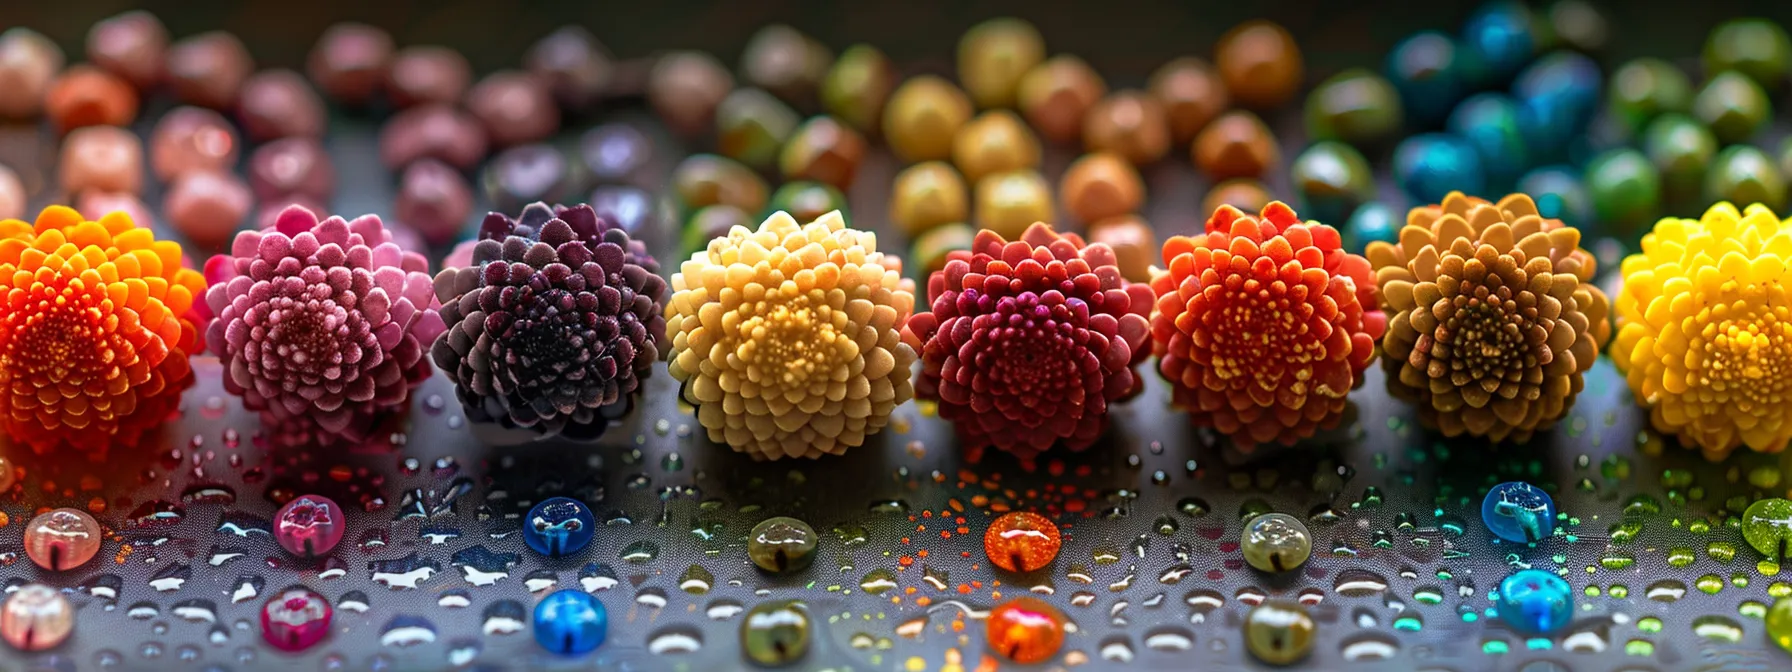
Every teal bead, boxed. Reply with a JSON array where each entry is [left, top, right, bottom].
[[1642, 113, 1717, 196], [1516, 165, 1592, 230], [1304, 68, 1404, 149], [1447, 93, 1527, 191], [1705, 145, 1786, 212], [1496, 569, 1573, 635], [1341, 201, 1399, 253], [1290, 141, 1375, 223], [1393, 134, 1485, 205], [1385, 32, 1466, 128], [1459, 1, 1539, 89], [1703, 18, 1792, 91], [1693, 71, 1771, 145], [1513, 51, 1601, 164], [1584, 148, 1661, 232], [1607, 58, 1691, 137]]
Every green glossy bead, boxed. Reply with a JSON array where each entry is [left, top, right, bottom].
[[769, 181, 847, 224], [1642, 113, 1717, 194], [1244, 600, 1316, 665], [748, 517, 818, 573], [740, 600, 811, 666], [1693, 71, 1771, 145], [1769, 597, 1792, 653], [1778, 137, 1792, 186], [911, 222, 975, 277], [1241, 513, 1312, 573], [717, 88, 800, 170], [683, 204, 754, 255], [1303, 68, 1404, 148], [1744, 498, 1792, 562], [673, 154, 769, 215], [1703, 18, 1792, 91], [822, 44, 895, 134], [1607, 58, 1692, 136], [1705, 145, 1786, 212], [1585, 148, 1661, 232], [1289, 141, 1374, 223]]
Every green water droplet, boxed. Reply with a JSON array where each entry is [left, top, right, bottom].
[[1708, 541, 1738, 563], [1394, 614, 1423, 631], [1763, 561, 1785, 577], [1637, 617, 1663, 633], [1481, 640, 1509, 655], [1413, 586, 1443, 604], [1696, 574, 1725, 595], [1741, 600, 1768, 619], [1749, 466, 1783, 490], [1624, 639, 1655, 656], [1609, 521, 1642, 544], [679, 564, 715, 594], [859, 568, 898, 595], [1608, 584, 1629, 599], [1092, 546, 1122, 565], [1623, 494, 1661, 515], [1600, 553, 1635, 570], [1666, 547, 1697, 568], [1692, 615, 1744, 642], [1660, 469, 1694, 488], [1601, 455, 1631, 480]]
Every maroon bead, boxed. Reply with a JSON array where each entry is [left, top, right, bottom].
[[465, 71, 560, 148], [386, 46, 471, 109], [164, 170, 251, 248], [526, 26, 612, 112], [395, 159, 472, 245], [77, 191, 154, 229], [248, 138, 334, 202], [647, 51, 732, 137], [380, 103, 488, 170], [166, 31, 253, 110], [579, 123, 651, 185], [482, 144, 573, 211], [151, 106, 240, 182], [239, 69, 326, 141], [0, 28, 65, 120], [86, 11, 168, 90], [306, 22, 393, 105], [59, 125, 143, 195]]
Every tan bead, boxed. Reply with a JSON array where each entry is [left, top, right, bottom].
[[166, 31, 253, 110], [1060, 152, 1143, 224], [953, 110, 1041, 184], [1201, 178, 1273, 215], [883, 76, 973, 163], [1086, 215, 1156, 282], [1018, 55, 1107, 145], [648, 51, 734, 138], [1150, 57, 1229, 145], [1083, 90, 1170, 165], [780, 116, 867, 191], [151, 106, 239, 182], [890, 161, 969, 236], [46, 66, 139, 134], [1215, 21, 1303, 110], [86, 11, 168, 90], [1193, 110, 1279, 181], [975, 169, 1053, 239], [60, 125, 143, 195], [0, 28, 65, 119], [957, 18, 1045, 109]]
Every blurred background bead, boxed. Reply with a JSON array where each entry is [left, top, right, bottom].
[[395, 158, 472, 245], [1693, 71, 1770, 145], [1201, 178, 1272, 216], [1705, 144, 1786, 213], [533, 589, 607, 655], [78, 191, 155, 229], [86, 10, 167, 90], [526, 26, 612, 112], [1340, 201, 1399, 253], [1060, 151, 1142, 224], [821, 44, 895, 134], [306, 22, 392, 105], [46, 66, 138, 134], [1607, 58, 1692, 137], [1496, 569, 1573, 635], [1, 585, 72, 651], [166, 31, 253, 110], [884, 75, 973, 163], [1084, 90, 1170, 165], [648, 51, 733, 137], [780, 115, 866, 190], [249, 138, 334, 201], [1384, 31, 1465, 128], [579, 123, 651, 185], [683, 204, 753, 254], [985, 597, 1065, 663], [974, 169, 1053, 239], [717, 88, 799, 170], [958, 17, 1044, 110], [483, 144, 574, 212], [0, 164, 24, 220], [1087, 215, 1155, 282], [1585, 147, 1661, 232], [1215, 21, 1303, 110], [911, 222, 975, 275], [740, 600, 811, 667], [1243, 600, 1315, 665], [742, 24, 832, 110], [1459, 1, 1538, 88], [466, 71, 560, 148], [152, 106, 239, 182], [0, 456, 12, 493], [261, 586, 331, 652], [1447, 93, 1528, 191], [1392, 133, 1486, 204], [386, 46, 472, 109], [1289, 141, 1373, 224], [238, 69, 326, 141], [1703, 18, 1791, 91], [891, 161, 968, 236], [770, 181, 847, 223], [0, 28, 64, 119], [1194, 110, 1278, 181], [1149, 57, 1227, 146], [25, 508, 101, 571], [953, 110, 1040, 184], [1546, 0, 1609, 54], [1780, 138, 1792, 189], [1304, 68, 1402, 149], [1018, 55, 1107, 145], [672, 154, 767, 214], [380, 104, 488, 170], [164, 170, 251, 248], [1516, 165, 1594, 229], [59, 125, 143, 195], [275, 494, 346, 558], [588, 185, 655, 235], [1513, 51, 1602, 164], [1642, 113, 1716, 201]]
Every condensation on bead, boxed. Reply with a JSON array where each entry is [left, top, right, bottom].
[[260, 586, 331, 652], [1, 584, 73, 651], [1481, 481, 1557, 544], [1244, 599, 1316, 664], [274, 495, 345, 558], [747, 517, 818, 574], [533, 589, 607, 655], [524, 497, 596, 558], [985, 597, 1065, 664], [983, 511, 1061, 573], [1241, 513, 1312, 573], [1497, 569, 1573, 635], [24, 508, 102, 572]]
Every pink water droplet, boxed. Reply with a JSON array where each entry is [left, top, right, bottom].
[[274, 495, 345, 558], [261, 587, 331, 651]]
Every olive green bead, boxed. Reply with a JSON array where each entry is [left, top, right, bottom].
[[1770, 596, 1792, 654], [822, 44, 895, 134], [717, 88, 800, 169], [891, 161, 969, 236], [740, 600, 812, 666], [1705, 145, 1786, 212], [1703, 18, 1792, 91], [957, 18, 1045, 109], [974, 169, 1054, 240], [1642, 113, 1716, 195], [1744, 498, 1792, 561], [1693, 71, 1770, 145], [672, 154, 768, 214], [1244, 600, 1316, 665], [683, 204, 754, 254], [911, 222, 975, 276], [1585, 148, 1661, 232], [1289, 141, 1375, 224], [748, 517, 818, 574], [1241, 513, 1312, 573], [1303, 68, 1403, 148], [769, 181, 847, 224], [1607, 58, 1692, 136], [1779, 137, 1792, 186]]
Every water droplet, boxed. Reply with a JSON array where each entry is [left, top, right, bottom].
[[645, 626, 703, 654], [860, 568, 898, 595], [378, 615, 438, 647], [678, 565, 714, 594]]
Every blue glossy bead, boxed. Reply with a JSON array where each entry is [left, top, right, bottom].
[[524, 497, 596, 557], [1496, 569, 1573, 635], [533, 589, 607, 655], [1394, 134, 1486, 205], [1460, 1, 1538, 89], [1341, 202, 1399, 254], [1386, 31, 1466, 128], [1447, 93, 1528, 191], [1513, 51, 1602, 164], [1481, 481, 1556, 543], [1516, 165, 1594, 231]]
